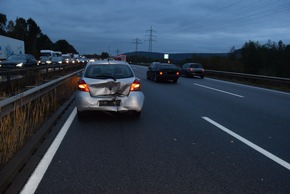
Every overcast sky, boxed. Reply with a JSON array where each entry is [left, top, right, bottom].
[[1, 0, 290, 55]]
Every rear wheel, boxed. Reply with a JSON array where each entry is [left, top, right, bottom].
[[131, 111, 141, 119], [154, 74, 159, 82]]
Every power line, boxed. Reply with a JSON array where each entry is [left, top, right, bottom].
[[131, 37, 142, 52], [181, 1, 290, 34], [146, 26, 157, 52]]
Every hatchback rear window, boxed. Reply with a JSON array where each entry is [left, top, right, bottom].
[[85, 64, 134, 79], [160, 64, 177, 69], [191, 64, 202, 68]]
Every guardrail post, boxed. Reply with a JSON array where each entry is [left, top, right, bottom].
[[6, 71, 11, 94]]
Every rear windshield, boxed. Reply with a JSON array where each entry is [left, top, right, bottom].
[[160, 64, 177, 69], [40, 53, 53, 57], [85, 64, 134, 79], [190, 63, 203, 68]]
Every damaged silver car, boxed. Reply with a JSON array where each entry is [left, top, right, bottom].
[[75, 60, 145, 118]]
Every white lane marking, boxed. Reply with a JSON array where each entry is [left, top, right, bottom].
[[194, 83, 244, 98], [206, 77, 290, 96], [20, 108, 77, 194], [202, 117, 290, 171]]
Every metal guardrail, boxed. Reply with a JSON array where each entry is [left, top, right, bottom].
[[205, 69, 290, 83], [0, 70, 82, 193], [0, 70, 82, 117], [0, 63, 82, 84]]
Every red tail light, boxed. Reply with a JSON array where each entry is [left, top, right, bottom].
[[78, 79, 89, 92], [176, 71, 180, 76], [159, 72, 163, 75], [189, 68, 194, 71], [130, 79, 141, 91]]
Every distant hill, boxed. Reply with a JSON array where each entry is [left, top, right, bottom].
[[123, 51, 228, 61]]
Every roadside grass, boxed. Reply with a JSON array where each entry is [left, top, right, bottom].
[[0, 76, 79, 170]]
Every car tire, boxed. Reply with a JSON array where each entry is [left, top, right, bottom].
[[131, 111, 141, 118], [154, 74, 159, 82]]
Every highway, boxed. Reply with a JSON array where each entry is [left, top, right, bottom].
[[21, 65, 290, 193]]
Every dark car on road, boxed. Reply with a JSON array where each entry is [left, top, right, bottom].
[[0, 54, 38, 68], [146, 63, 180, 83], [180, 63, 205, 78]]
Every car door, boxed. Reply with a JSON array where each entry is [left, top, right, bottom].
[[181, 63, 188, 75]]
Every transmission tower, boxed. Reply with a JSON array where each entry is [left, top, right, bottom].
[[132, 37, 142, 52], [146, 26, 157, 52]]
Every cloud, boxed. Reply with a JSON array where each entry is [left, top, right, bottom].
[[1, 0, 290, 54]]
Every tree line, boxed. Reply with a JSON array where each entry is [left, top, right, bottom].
[[0, 13, 77, 59], [192, 40, 290, 78], [127, 40, 290, 78], [1, 13, 289, 77]]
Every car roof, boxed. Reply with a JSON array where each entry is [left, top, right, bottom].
[[160, 63, 176, 66], [88, 59, 129, 66]]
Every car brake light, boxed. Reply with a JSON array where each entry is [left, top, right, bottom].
[[130, 79, 141, 91], [189, 68, 193, 71], [176, 72, 180, 75], [78, 79, 89, 92], [159, 72, 163, 75]]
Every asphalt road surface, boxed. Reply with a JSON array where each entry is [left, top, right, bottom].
[[21, 65, 290, 193]]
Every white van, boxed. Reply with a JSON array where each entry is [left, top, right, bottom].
[[40, 50, 56, 65]]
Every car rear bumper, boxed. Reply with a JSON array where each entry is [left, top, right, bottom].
[[157, 74, 179, 80], [76, 91, 145, 112], [188, 72, 204, 76]]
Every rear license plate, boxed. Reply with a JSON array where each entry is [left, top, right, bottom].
[[99, 100, 121, 106]]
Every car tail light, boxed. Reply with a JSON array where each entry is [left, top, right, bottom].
[[189, 68, 194, 71], [176, 72, 180, 75], [130, 79, 141, 91], [159, 72, 163, 75], [202, 68, 205, 72], [78, 79, 89, 92]]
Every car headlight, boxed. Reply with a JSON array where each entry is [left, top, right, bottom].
[[16, 63, 23, 67]]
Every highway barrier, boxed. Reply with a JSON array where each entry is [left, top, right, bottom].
[[0, 70, 82, 193]]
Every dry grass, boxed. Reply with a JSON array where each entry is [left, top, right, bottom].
[[0, 76, 79, 169]]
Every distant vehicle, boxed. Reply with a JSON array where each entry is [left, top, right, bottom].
[[0, 54, 38, 68], [78, 56, 88, 64], [62, 53, 76, 64], [75, 59, 145, 118], [180, 63, 205, 78], [51, 51, 65, 64], [113, 55, 126, 62], [146, 62, 180, 83], [39, 50, 56, 65], [0, 35, 25, 60]]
